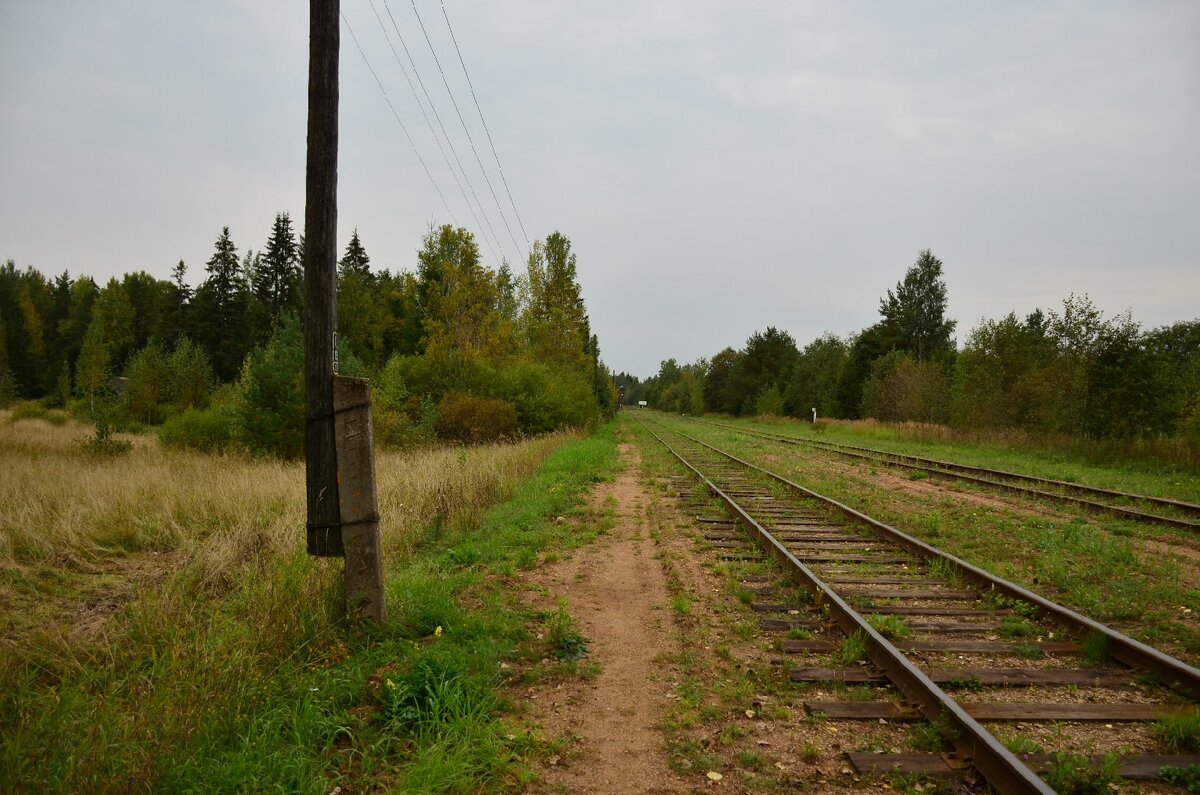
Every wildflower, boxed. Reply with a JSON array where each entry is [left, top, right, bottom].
[[434, 625, 443, 637]]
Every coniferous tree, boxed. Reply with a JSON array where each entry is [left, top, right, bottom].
[[338, 228, 371, 280], [194, 226, 249, 380], [157, 260, 192, 344], [254, 212, 301, 327]]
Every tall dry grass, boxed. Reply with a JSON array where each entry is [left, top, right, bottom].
[[0, 409, 572, 790]]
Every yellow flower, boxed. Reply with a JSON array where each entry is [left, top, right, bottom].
[[385, 678, 396, 689], [434, 625, 443, 638]]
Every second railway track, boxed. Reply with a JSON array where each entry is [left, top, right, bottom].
[[684, 416, 1200, 532], [639, 415, 1200, 793]]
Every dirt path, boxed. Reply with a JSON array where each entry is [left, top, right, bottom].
[[520, 442, 689, 794]]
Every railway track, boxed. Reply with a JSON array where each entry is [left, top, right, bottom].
[[639, 416, 1200, 793], [684, 416, 1200, 532]]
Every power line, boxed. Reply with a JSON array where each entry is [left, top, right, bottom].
[[341, 12, 460, 231], [408, 0, 524, 262], [368, 0, 501, 264], [439, 0, 531, 251]]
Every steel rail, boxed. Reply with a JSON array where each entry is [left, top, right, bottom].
[[654, 416, 1200, 701], [689, 417, 1200, 531], [640, 418, 1055, 794]]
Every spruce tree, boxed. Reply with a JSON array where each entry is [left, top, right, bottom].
[[338, 228, 371, 280], [255, 212, 300, 326], [195, 226, 249, 380]]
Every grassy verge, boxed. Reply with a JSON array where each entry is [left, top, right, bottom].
[[1, 411, 618, 792], [707, 414, 1200, 504]]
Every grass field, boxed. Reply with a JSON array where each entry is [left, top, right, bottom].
[[0, 409, 619, 792]]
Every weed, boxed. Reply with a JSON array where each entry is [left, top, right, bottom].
[[842, 685, 875, 702], [666, 738, 721, 775], [868, 613, 912, 640], [1081, 631, 1109, 666], [786, 627, 812, 640], [942, 676, 984, 692], [1041, 752, 1120, 794], [1004, 736, 1045, 755], [720, 724, 747, 745], [927, 557, 961, 583], [736, 750, 766, 770], [833, 631, 869, 665], [671, 594, 693, 615], [998, 616, 1035, 639], [546, 602, 589, 662], [801, 742, 820, 763], [1160, 764, 1200, 793], [1011, 642, 1044, 659], [1154, 712, 1200, 752], [910, 720, 952, 752]]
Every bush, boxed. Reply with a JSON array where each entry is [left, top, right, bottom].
[[124, 342, 171, 424], [236, 319, 304, 458], [168, 338, 214, 412], [434, 392, 518, 443], [494, 361, 596, 433], [158, 406, 236, 453], [0, 368, 16, 408]]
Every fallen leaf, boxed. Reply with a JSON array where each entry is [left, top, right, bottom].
[[745, 709, 756, 718], [706, 771, 723, 781]]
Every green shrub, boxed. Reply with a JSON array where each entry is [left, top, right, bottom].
[[168, 338, 214, 412], [0, 368, 16, 407], [158, 406, 236, 453], [1161, 764, 1200, 793], [9, 401, 60, 423], [236, 319, 304, 458], [494, 360, 596, 433], [435, 391, 518, 443], [124, 341, 171, 424]]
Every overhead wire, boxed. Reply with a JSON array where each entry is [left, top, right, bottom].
[[368, 0, 501, 264], [408, 0, 524, 261], [439, 0, 531, 251], [341, 12, 460, 230]]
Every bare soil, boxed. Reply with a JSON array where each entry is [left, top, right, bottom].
[[518, 442, 691, 793]]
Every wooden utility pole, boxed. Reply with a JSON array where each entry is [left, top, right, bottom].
[[304, 0, 343, 558], [303, 0, 385, 621]]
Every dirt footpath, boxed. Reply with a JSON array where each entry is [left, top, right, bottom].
[[520, 442, 690, 794]]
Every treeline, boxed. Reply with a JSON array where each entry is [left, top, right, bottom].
[[0, 215, 615, 454], [620, 249, 1200, 446]]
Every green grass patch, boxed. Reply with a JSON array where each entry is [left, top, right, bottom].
[[1155, 712, 1200, 752], [1, 424, 620, 793]]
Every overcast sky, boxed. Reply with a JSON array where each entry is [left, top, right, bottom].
[[2, 1, 1197, 377]]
